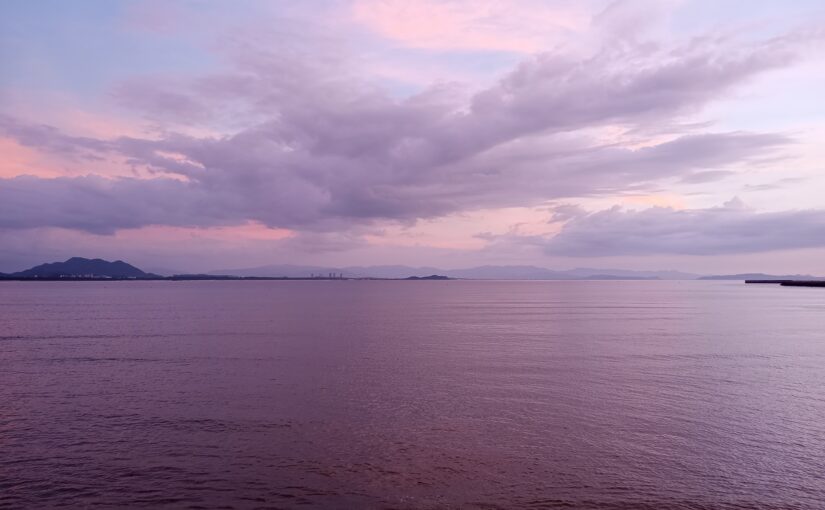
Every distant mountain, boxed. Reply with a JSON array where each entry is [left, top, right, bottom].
[[209, 264, 355, 278], [144, 266, 186, 277], [562, 267, 698, 280], [11, 257, 157, 278], [579, 275, 660, 281], [341, 265, 445, 279], [441, 265, 571, 279], [210, 264, 700, 280], [441, 266, 697, 280], [6, 258, 820, 282], [699, 273, 824, 281]]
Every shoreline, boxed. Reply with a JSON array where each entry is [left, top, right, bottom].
[[746, 279, 825, 287]]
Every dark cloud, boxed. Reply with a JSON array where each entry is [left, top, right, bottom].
[[0, 175, 224, 234], [543, 199, 825, 256]]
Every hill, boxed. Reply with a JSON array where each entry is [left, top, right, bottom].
[[11, 257, 156, 278]]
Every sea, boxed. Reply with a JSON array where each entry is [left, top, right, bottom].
[[1, 280, 824, 509]]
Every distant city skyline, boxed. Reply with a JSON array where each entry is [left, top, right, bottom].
[[2, 0, 825, 274]]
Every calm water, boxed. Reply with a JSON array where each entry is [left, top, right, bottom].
[[1, 281, 824, 509]]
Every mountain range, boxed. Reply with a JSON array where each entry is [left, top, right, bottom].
[[2, 258, 822, 281], [208, 263, 699, 280]]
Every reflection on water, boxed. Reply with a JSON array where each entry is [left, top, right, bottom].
[[1, 280, 824, 509]]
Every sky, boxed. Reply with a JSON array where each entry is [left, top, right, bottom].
[[1, 0, 825, 274]]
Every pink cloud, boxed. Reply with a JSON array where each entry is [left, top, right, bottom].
[[0, 224, 295, 273], [57, 109, 146, 139], [0, 138, 60, 178], [353, 0, 590, 52]]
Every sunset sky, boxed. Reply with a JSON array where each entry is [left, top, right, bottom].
[[2, 0, 825, 274]]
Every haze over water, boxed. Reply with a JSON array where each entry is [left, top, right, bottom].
[[2, 280, 824, 509]]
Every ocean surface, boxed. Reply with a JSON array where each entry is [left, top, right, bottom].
[[1, 280, 824, 509]]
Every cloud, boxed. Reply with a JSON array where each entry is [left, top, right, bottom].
[[0, 115, 110, 159], [679, 170, 736, 184], [0, 128, 790, 234], [0, 175, 216, 234], [593, 0, 679, 40], [111, 78, 212, 124], [543, 199, 825, 256], [352, 0, 590, 53], [0, 22, 814, 236]]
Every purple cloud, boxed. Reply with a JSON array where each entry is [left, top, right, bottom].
[[0, 127, 790, 234], [0, 24, 816, 240], [543, 199, 825, 256]]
